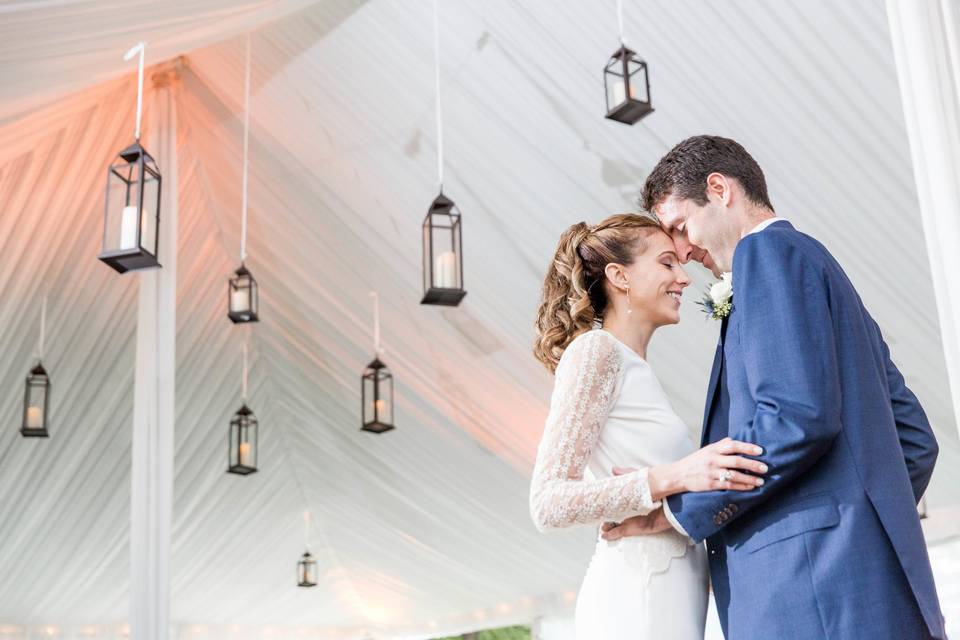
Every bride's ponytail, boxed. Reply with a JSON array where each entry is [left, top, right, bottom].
[[533, 214, 662, 373]]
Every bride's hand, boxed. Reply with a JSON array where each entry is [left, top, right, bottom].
[[667, 437, 767, 493], [640, 438, 767, 499]]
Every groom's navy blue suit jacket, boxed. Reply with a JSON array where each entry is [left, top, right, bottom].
[[666, 221, 944, 639]]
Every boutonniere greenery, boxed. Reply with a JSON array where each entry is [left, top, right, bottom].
[[697, 272, 733, 320]]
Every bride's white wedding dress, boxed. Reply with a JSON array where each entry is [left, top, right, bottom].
[[530, 328, 708, 639]]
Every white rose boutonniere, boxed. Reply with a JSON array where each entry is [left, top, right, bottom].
[[697, 272, 733, 320]]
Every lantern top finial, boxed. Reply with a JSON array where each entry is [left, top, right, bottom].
[[429, 192, 457, 215], [117, 140, 154, 163], [30, 363, 47, 377], [365, 357, 387, 371], [610, 44, 637, 59]]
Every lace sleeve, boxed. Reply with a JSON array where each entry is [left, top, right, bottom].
[[530, 330, 660, 532]]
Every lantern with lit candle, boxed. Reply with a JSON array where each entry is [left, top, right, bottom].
[[228, 404, 258, 474], [99, 43, 162, 273], [228, 264, 259, 323], [98, 141, 162, 273], [21, 363, 50, 438], [361, 358, 394, 434], [421, 193, 466, 306], [603, 46, 653, 125], [297, 552, 318, 587]]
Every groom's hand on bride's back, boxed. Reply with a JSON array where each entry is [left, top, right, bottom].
[[600, 509, 672, 540]]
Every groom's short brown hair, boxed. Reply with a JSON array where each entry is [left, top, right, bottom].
[[641, 135, 774, 212]]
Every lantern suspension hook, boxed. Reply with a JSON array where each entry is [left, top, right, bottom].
[[123, 42, 147, 140], [38, 295, 47, 361], [240, 33, 252, 263], [370, 291, 383, 356], [432, 0, 444, 192], [616, 0, 627, 45]]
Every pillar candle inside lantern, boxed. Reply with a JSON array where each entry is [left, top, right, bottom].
[[239, 442, 252, 466], [435, 251, 457, 288], [230, 286, 249, 312], [25, 406, 43, 429], [120, 205, 139, 250]]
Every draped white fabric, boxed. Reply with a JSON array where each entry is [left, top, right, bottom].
[[0, 0, 958, 637]]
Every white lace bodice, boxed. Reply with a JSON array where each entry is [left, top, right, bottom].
[[530, 329, 697, 532]]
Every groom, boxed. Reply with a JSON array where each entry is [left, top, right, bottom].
[[602, 136, 945, 639]]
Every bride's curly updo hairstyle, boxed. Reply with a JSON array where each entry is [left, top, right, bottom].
[[533, 213, 663, 373]]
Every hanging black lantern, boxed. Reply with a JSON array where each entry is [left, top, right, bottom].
[[361, 358, 394, 434], [604, 45, 653, 125], [421, 192, 466, 306], [98, 140, 162, 273], [227, 404, 258, 475], [228, 264, 259, 323], [21, 363, 50, 438], [297, 551, 318, 587]]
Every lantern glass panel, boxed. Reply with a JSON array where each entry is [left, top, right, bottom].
[[363, 368, 393, 426], [103, 159, 159, 257], [139, 165, 160, 256], [228, 408, 258, 474], [625, 57, 649, 103], [423, 204, 462, 291], [298, 554, 318, 586], [22, 368, 49, 435], [228, 267, 259, 322], [604, 55, 629, 111]]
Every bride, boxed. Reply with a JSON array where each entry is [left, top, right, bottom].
[[530, 213, 767, 639]]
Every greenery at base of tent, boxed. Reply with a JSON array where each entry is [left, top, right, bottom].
[[433, 625, 531, 640]]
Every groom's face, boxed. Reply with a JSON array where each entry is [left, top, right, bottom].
[[653, 195, 722, 277]]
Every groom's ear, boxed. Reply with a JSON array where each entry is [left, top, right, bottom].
[[705, 172, 732, 205]]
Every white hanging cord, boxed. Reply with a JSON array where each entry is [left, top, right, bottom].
[[38, 295, 47, 360], [616, 0, 626, 45], [123, 42, 146, 140], [303, 510, 310, 550], [240, 33, 251, 262], [370, 291, 382, 356], [241, 337, 249, 402], [432, 0, 444, 191]]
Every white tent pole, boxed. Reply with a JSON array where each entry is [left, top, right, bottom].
[[130, 62, 178, 640], [887, 0, 960, 438]]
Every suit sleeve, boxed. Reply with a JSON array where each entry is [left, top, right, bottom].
[[666, 233, 842, 543], [869, 317, 938, 502]]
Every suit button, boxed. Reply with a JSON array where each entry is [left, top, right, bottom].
[[714, 515, 723, 525], [710, 549, 716, 555], [729, 504, 739, 513]]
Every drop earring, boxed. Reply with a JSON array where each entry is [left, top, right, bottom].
[[625, 284, 632, 315]]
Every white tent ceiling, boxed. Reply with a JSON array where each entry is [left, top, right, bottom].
[[0, 0, 957, 637]]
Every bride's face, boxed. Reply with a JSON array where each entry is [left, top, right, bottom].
[[618, 231, 691, 326]]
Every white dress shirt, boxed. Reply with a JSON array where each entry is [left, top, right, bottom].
[[661, 216, 788, 538]]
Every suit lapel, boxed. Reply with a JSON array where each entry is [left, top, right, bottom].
[[700, 316, 728, 446]]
